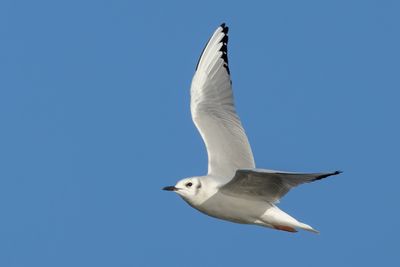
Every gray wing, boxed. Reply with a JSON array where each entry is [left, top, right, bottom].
[[190, 23, 255, 182], [220, 169, 342, 203]]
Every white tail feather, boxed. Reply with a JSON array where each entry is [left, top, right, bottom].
[[298, 222, 320, 234]]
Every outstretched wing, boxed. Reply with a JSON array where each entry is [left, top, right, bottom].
[[220, 169, 342, 203], [190, 23, 255, 183]]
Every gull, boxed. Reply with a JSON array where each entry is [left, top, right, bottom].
[[163, 23, 341, 233]]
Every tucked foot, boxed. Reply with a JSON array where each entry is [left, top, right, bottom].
[[273, 224, 298, 233]]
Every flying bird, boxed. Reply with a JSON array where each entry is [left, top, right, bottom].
[[163, 23, 341, 233]]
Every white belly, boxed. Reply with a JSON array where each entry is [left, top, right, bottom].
[[187, 192, 273, 224]]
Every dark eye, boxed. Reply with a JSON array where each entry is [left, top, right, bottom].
[[186, 182, 193, 188]]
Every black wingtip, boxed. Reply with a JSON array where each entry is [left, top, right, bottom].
[[219, 23, 230, 74], [313, 170, 343, 181], [220, 23, 229, 33], [195, 23, 231, 74]]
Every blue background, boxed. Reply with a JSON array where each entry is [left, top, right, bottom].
[[1, 0, 399, 266]]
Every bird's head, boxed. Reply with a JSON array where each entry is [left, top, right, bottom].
[[163, 177, 202, 200]]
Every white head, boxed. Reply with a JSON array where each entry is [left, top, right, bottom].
[[163, 177, 202, 202]]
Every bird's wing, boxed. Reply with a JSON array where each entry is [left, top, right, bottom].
[[190, 23, 255, 183], [220, 169, 342, 203]]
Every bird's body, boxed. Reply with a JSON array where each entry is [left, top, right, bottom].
[[187, 182, 287, 228], [191, 185, 275, 225], [163, 23, 341, 233]]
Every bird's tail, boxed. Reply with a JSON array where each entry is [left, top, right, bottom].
[[298, 222, 320, 234]]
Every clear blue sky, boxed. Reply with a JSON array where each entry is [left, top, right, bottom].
[[1, 0, 399, 266]]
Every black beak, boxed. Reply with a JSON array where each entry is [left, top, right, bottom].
[[162, 186, 177, 191]]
